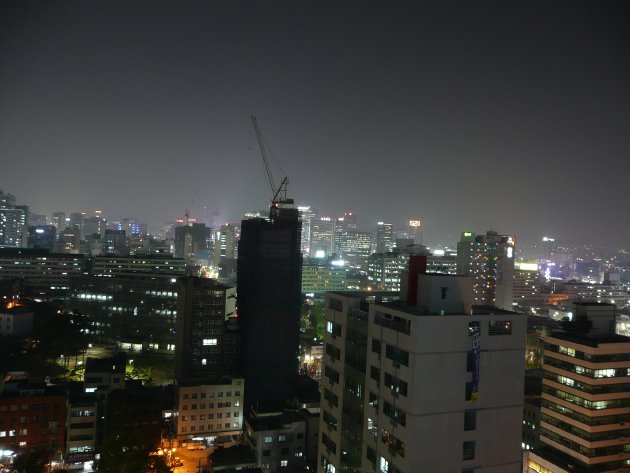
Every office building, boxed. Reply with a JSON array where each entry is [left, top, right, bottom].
[[51, 211, 67, 232], [27, 213, 47, 227], [91, 254, 186, 277], [367, 244, 429, 292], [407, 220, 421, 242], [68, 255, 186, 350], [457, 230, 516, 311], [376, 222, 394, 254], [173, 278, 242, 445], [238, 207, 302, 409], [82, 215, 106, 240], [244, 411, 308, 472], [525, 302, 630, 473], [175, 222, 212, 262], [27, 225, 57, 251], [513, 262, 543, 310], [0, 306, 34, 338], [298, 206, 318, 256], [310, 218, 335, 258], [456, 231, 476, 276], [66, 388, 98, 461], [0, 206, 27, 248], [56, 226, 81, 254], [302, 262, 347, 295], [333, 230, 372, 270], [0, 192, 27, 248], [68, 212, 84, 232], [214, 223, 237, 266], [174, 277, 238, 380], [318, 258, 526, 473], [427, 249, 458, 275], [0, 248, 85, 299], [175, 377, 244, 445], [0, 381, 67, 454], [101, 229, 128, 256]]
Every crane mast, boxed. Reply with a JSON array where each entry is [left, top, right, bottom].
[[251, 115, 293, 219]]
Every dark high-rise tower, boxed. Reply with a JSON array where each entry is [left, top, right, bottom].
[[238, 207, 302, 409]]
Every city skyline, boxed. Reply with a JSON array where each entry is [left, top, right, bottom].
[[1, 2, 629, 247]]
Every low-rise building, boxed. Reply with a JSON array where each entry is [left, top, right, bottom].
[[0, 382, 67, 454], [65, 388, 97, 465], [0, 306, 33, 338], [244, 411, 307, 473], [175, 376, 244, 446]]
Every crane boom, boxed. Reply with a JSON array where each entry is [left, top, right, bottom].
[[250, 116, 293, 218], [251, 115, 276, 197]]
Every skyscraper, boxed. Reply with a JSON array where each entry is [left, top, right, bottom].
[[0, 191, 27, 248], [298, 206, 318, 256], [376, 221, 394, 253], [213, 223, 237, 266], [309, 217, 335, 258], [238, 207, 302, 409], [457, 230, 515, 311]]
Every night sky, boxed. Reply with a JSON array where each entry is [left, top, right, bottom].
[[1, 1, 629, 247]]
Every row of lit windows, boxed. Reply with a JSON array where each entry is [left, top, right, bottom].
[[0, 429, 27, 437], [181, 423, 237, 433], [544, 356, 630, 378], [181, 412, 239, 421], [182, 391, 240, 400], [543, 386, 630, 410]]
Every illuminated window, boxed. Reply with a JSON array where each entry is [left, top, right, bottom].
[[203, 339, 217, 346]]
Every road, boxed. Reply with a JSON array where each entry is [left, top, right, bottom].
[[169, 446, 210, 473]]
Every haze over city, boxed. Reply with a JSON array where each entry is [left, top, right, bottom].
[[1, 1, 629, 247]]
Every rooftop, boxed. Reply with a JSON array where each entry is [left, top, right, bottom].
[[209, 445, 256, 468], [246, 411, 305, 432], [547, 330, 630, 347], [374, 301, 519, 317]]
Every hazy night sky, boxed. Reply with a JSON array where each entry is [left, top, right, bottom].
[[1, 1, 629, 247]]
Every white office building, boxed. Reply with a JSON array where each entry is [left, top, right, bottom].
[[318, 258, 526, 473]]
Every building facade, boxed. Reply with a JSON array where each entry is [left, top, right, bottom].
[[0, 248, 85, 299], [174, 277, 238, 381], [457, 230, 516, 311], [318, 266, 526, 473], [238, 207, 302, 409], [526, 302, 630, 473], [175, 377, 244, 445]]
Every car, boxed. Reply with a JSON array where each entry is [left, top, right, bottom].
[[187, 442, 205, 450]]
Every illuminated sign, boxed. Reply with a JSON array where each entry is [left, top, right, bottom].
[[464, 232, 473, 237], [507, 247, 513, 258], [518, 263, 538, 271], [408, 220, 421, 227]]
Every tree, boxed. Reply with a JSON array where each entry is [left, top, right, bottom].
[[11, 452, 46, 473], [97, 429, 167, 473]]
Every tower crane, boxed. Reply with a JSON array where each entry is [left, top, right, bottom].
[[251, 115, 293, 219]]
